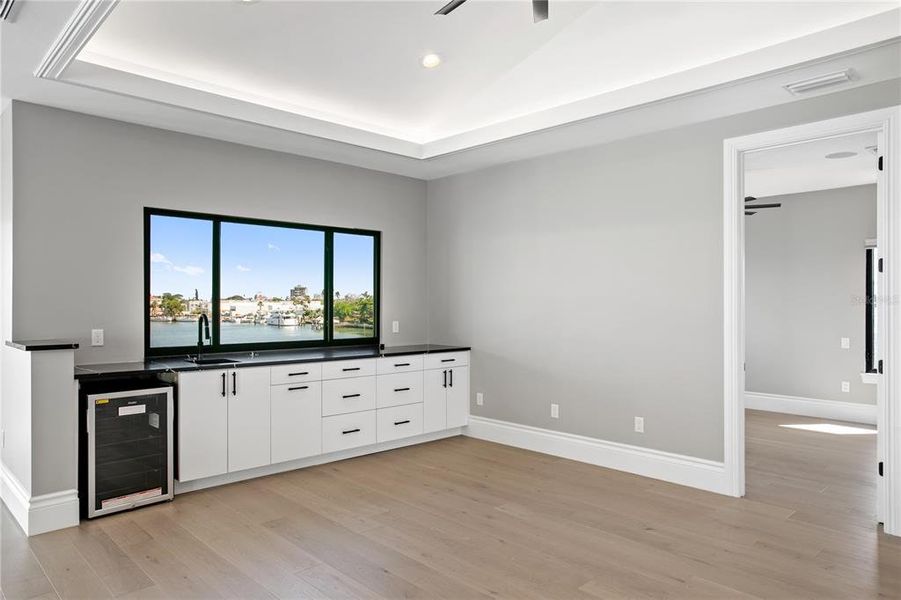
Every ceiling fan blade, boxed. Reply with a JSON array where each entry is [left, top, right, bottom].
[[436, 0, 467, 15], [745, 211, 756, 216], [533, 0, 548, 22], [744, 196, 757, 202], [745, 203, 781, 209]]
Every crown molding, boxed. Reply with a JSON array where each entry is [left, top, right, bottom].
[[34, 0, 118, 80]]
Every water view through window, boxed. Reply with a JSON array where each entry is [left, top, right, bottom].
[[146, 210, 378, 353]]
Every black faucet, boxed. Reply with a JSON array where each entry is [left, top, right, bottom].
[[197, 313, 210, 360]]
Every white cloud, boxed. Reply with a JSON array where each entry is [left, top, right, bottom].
[[150, 252, 171, 265], [267, 243, 280, 251], [236, 265, 251, 272], [173, 265, 205, 277]]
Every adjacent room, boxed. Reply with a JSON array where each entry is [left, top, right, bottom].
[[1, 1, 900, 599], [743, 131, 882, 533]]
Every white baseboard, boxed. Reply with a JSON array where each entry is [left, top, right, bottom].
[[1, 463, 79, 536], [464, 417, 730, 495], [745, 391, 877, 425], [175, 428, 463, 494]]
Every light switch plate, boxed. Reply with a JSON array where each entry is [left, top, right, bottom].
[[841, 337, 850, 349], [476, 393, 484, 406], [550, 403, 559, 419], [392, 320, 399, 333], [841, 381, 850, 393], [91, 329, 104, 347], [634, 416, 645, 433]]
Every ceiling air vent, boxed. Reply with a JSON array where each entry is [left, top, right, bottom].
[[783, 69, 853, 95], [0, 0, 15, 20]]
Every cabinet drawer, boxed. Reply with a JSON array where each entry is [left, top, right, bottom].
[[424, 351, 469, 370], [322, 359, 376, 380], [376, 371, 423, 409], [376, 355, 424, 374], [271, 363, 322, 386], [322, 376, 376, 416], [377, 404, 423, 443], [322, 410, 376, 453]]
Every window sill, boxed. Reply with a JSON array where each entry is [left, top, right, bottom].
[[860, 372, 880, 385]]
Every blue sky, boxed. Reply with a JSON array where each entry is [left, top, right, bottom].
[[150, 215, 374, 299]]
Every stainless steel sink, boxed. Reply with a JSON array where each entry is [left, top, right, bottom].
[[189, 357, 240, 365]]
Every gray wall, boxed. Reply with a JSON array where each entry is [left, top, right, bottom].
[[746, 185, 876, 405], [9, 102, 428, 364], [426, 79, 900, 462]]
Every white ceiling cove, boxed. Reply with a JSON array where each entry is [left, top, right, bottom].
[[79, 1, 897, 147], [3, 1, 900, 178]]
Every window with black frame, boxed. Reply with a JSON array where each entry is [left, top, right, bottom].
[[145, 209, 379, 356]]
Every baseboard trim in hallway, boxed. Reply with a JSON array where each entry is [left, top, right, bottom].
[[745, 391, 877, 425], [465, 416, 730, 495]]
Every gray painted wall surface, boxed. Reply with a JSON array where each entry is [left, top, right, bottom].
[[426, 79, 900, 462], [10, 102, 428, 365], [746, 185, 876, 405]]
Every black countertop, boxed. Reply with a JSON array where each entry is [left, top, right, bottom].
[[6, 339, 80, 351], [74, 344, 470, 380]]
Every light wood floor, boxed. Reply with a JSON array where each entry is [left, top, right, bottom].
[[2, 410, 899, 599]]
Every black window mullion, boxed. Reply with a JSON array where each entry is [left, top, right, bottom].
[[211, 219, 221, 351], [324, 230, 334, 344]]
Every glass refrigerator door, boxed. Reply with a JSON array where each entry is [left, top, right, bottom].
[[91, 391, 169, 513]]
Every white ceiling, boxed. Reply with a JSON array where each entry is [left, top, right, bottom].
[[745, 131, 879, 198], [2, 1, 900, 178], [79, 1, 898, 147]]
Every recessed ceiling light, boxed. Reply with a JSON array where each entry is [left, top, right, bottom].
[[421, 54, 442, 69], [825, 151, 858, 159]]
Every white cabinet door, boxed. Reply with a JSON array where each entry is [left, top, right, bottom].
[[228, 367, 271, 473], [422, 368, 448, 434], [178, 369, 229, 482], [271, 382, 322, 464], [446, 367, 470, 429]]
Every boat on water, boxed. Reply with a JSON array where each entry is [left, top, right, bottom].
[[267, 312, 298, 327]]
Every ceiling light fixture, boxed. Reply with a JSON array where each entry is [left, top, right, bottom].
[[421, 54, 442, 69], [825, 151, 858, 159]]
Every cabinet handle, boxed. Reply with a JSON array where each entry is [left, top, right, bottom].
[[394, 362, 410, 367], [342, 428, 361, 435], [288, 371, 309, 377], [232, 372, 237, 396], [221, 373, 226, 397], [443, 370, 447, 388], [441, 358, 456, 363], [394, 387, 410, 393], [288, 386, 309, 391], [342, 393, 361, 399], [449, 369, 453, 388], [342, 367, 361, 372], [394, 420, 410, 426]]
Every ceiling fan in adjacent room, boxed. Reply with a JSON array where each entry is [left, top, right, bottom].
[[436, 0, 549, 23], [744, 196, 782, 216]]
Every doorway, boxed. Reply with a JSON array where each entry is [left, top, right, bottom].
[[722, 107, 901, 536]]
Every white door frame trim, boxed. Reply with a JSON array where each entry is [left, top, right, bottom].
[[723, 106, 901, 536]]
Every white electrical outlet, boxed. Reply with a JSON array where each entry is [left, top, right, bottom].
[[392, 320, 399, 334], [634, 416, 645, 433], [841, 337, 850, 349], [91, 329, 104, 347], [841, 381, 850, 393], [476, 392, 484, 406], [550, 403, 559, 419]]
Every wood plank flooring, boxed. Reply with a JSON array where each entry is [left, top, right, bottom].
[[3, 410, 899, 599]]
